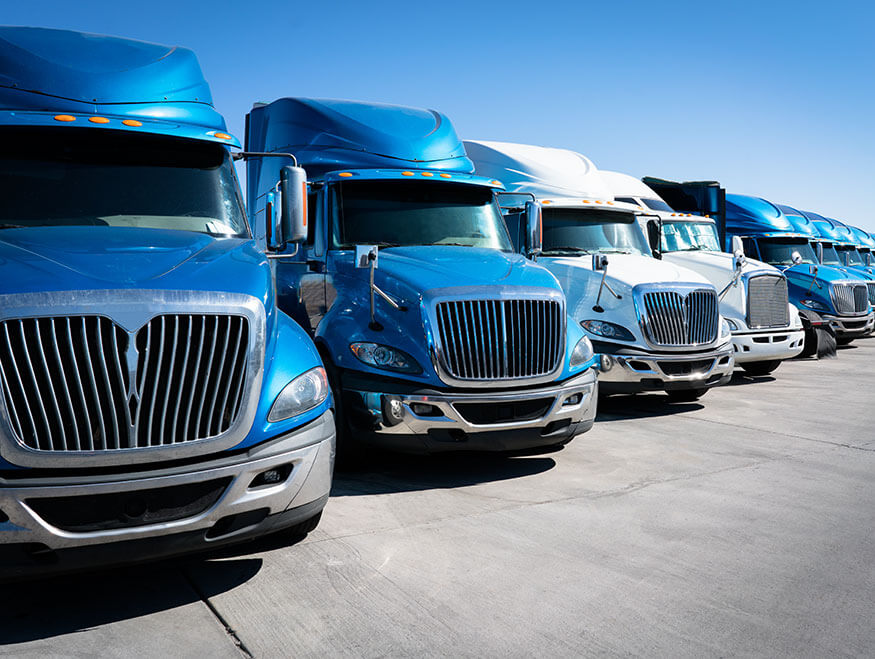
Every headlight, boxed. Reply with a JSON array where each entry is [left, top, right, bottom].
[[580, 319, 635, 341], [570, 336, 595, 367], [725, 318, 739, 331], [800, 299, 829, 311], [350, 342, 421, 373], [268, 367, 329, 422], [720, 317, 732, 338]]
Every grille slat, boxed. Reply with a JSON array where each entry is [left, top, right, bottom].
[[640, 289, 719, 346], [0, 313, 249, 454], [831, 283, 869, 314], [747, 275, 789, 328], [436, 298, 562, 382], [867, 282, 875, 305]]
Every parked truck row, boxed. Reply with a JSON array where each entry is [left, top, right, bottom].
[[0, 26, 869, 580]]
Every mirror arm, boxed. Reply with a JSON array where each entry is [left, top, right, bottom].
[[267, 243, 300, 260], [233, 151, 298, 166]]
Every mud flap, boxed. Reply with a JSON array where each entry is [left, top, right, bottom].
[[797, 309, 837, 359]]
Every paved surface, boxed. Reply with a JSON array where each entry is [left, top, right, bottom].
[[3, 341, 875, 657]]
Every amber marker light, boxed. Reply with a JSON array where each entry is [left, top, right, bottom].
[[440, 173, 451, 178], [338, 172, 353, 177], [54, 114, 76, 122], [213, 132, 232, 140], [122, 119, 143, 127], [401, 171, 414, 176], [89, 116, 110, 124], [542, 199, 552, 205], [422, 172, 434, 177]]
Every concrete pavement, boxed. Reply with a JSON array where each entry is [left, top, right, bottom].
[[3, 340, 874, 657]]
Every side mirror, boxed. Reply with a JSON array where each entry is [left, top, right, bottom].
[[815, 242, 824, 264], [646, 219, 662, 259], [525, 201, 542, 257], [731, 235, 744, 258], [355, 244, 378, 269], [791, 251, 803, 266], [279, 165, 308, 247]]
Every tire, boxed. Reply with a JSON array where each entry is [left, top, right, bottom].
[[319, 351, 363, 467], [741, 360, 782, 376], [278, 511, 322, 542], [799, 327, 819, 358], [666, 388, 708, 402], [836, 336, 855, 346]]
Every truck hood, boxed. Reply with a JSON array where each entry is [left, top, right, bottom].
[[662, 250, 779, 289], [335, 245, 561, 301], [0, 227, 271, 299], [545, 253, 711, 289]]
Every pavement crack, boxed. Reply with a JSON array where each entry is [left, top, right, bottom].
[[183, 569, 253, 658]]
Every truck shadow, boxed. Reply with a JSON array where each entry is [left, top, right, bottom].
[[331, 451, 558, 496], [0, 557, 262, 645], [595, 394, 704, 422], [723, 371, 777, 386]]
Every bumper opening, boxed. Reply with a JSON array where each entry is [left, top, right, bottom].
[[454, 398, 554, 424], [205, 508, 270, 540]]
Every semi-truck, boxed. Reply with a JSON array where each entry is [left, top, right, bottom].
[[0, 28, 335, 579], [601, 172, 804, 376], [465, 141, 734, 402], [245, 99, 599, 453], [723, 196, 874, 348]]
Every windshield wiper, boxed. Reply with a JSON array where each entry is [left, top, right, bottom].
[[0, 223, 29, 230], [541, 246, 591, 255], [598, 248, 634, 254]]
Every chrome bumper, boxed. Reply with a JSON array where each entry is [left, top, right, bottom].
[[732, 328, 805, 364], [822, 311, 875, 337], [0, 412, 335, 555], [598, 343, 734, 392], [344, 369, 597, 452]]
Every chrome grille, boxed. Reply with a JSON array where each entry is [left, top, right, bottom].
[[0, 314, 249, 453], [831, 284, 869, 314], [435, 299, 563, 381], [747, 275, 790, 328], [639, 289, 719, 346], [867, 282, 875, 305]]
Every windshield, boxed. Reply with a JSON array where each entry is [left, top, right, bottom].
[[839, 246, 864, 266], [758, 238, 817, 265], [331, 180, 512, 250], [661, 221, 721, 252], [0, 127, 248, 236], [540, 208, 650, 256], [642, 198, 674, 212], [819, 244, 842, 266]]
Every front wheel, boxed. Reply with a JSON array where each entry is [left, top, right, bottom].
[[741, 360, 782, 376], [666, 388, 709, 403]]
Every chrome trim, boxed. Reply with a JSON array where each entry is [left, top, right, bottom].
[[599, 343, 734, 386], [632, 282, 720, 350], [424, 286, 566, 389], [746, 273, 790, 329], [347, 369, 596, 436], [830, 282, 870, 315], [0, 290, 265, 468]]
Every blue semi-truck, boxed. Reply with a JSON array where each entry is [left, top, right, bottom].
[[724, 195, 874, 349], [0, 28, 335, 578], [245, 98, 599, 453]]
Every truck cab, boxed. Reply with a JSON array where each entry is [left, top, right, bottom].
[[465, 141, 734, 402], [724, 195, 874, 347], [0, 28, 335, 579], [246, 99, 598, 454], [601, 171, 804, 377]]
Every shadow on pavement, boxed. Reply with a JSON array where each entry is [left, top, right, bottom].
[[595, 393, 703, 422], [723, 371, 777, 387], [0, 557, 262, 644], [332, 450, 558, 496]]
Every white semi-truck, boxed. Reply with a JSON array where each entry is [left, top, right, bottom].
[[466, 141, 734, 402], [601, 172, 804, 376]]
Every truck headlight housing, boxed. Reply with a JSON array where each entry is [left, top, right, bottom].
[[725, 318, 739, 331], [580, 319, 635, 341], [570, 336, 595, 368], [350, 342, 422, 374], [268, 367, 329, 422], [800, 299, 829, 312], [720, 317, 732, 339]]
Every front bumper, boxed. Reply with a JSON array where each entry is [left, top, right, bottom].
[[731, 328, 805, 364], [821, 311, 875, 338], [342, 369, 598, 453], [597, 343, 734, 394], [0, 412, 335, 580]]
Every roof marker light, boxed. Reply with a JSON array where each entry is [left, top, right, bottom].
[[440, 173, 451, 178], [583, 199, 590, 204], [543, 200, 552, 205], [595, 200, 602, 204], [339, 172, 353, 177], [54, 114, 76, 122], [89, 116, 110, 124], [213, 132, 232, 140], [422, 172, 434, 177], [122, 119, 143, 127], [490, 180, 502, 186], [607, 201, 614, 205], [402, 171, 414, 176]]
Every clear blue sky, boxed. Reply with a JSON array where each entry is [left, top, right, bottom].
[[5, 1, 875, 231]]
